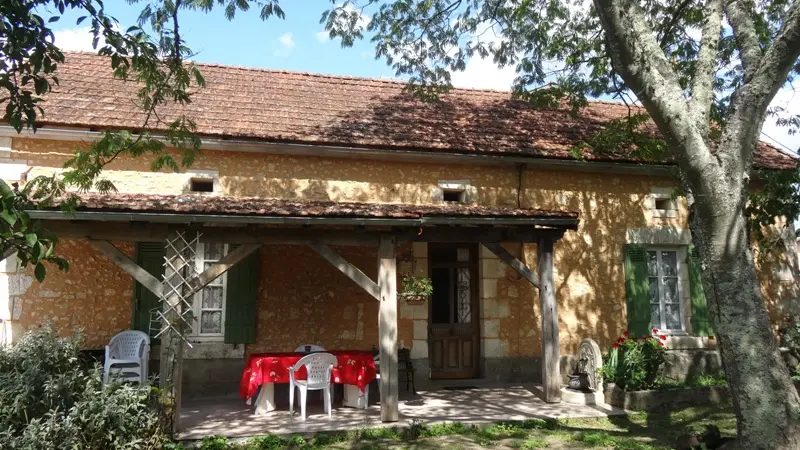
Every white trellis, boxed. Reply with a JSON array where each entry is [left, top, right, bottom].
[[154, 230, 202, 347]]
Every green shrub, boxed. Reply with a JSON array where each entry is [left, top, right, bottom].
[[0, 326, 170, 449], [602, 329, 667, 391]]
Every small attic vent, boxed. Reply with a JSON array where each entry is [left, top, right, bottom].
[[190, 178, 214, 193], [443, 190, 465, 203]]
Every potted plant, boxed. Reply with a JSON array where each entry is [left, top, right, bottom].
[[400, 274, 433, 305]]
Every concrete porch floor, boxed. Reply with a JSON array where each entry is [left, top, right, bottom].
[[178, 384, 626, 441]]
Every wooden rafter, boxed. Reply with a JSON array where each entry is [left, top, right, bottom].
[[89, 240, 163, 297], [482, 242, 540, 288], [187, 244, 261, 296], [310, 243, 380, 301]]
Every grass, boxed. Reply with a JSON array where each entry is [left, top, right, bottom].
[[652, 372, 729, 390], [182, 404, 737, 449]]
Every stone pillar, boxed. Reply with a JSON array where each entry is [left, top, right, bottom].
[[480, 244, 510, 379], [0, 253, 32, 346]]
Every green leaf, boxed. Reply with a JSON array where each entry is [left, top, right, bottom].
[[25, 233, 37, 247], [0, 208, 17, 227], [34, 263, 46, 282]]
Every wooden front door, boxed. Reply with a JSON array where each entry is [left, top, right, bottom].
[[428, 244, 480, 379]]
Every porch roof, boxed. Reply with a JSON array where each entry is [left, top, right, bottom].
[[32, 193, 580, 229]]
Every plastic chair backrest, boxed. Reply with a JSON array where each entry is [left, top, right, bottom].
[[109, 330, 149, 359], [295, 344, 326, 353], [292, 352, 337, 389]]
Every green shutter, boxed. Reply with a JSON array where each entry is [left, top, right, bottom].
[[687, 245, 713, 337], [133, 242, 165, 341], [624, 244, 651, 337], [224, 249, 260, 344]]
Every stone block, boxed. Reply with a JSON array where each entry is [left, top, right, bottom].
[[410, 339, 428, 359], [412, 242, 428, 257], [479, 244, 500, 260], [481, 319, 499, 338], [481, 298, 497, 318], [480, 258, 504, 279], [414, 258, 428, 278], [483, 338, 506, 357], [495, 298, 510, 318], [413, 320, 428, 340], [480, 278, 497, 299]]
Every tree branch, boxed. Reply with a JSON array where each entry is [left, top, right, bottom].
[[690, 0, 724, 135], [724, 0, 763, 81], [658, 0, 696, 48], [593, 0, 720, 191], [718, 0, 800, 176]]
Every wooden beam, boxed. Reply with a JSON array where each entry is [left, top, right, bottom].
[[89, 240, 163, 297], [537, 236, 561, 403], [482, 243, 540, 288], [42, 220, 565, 245], [187, 244, 261, 295], [377, 235, 399, 422], [310, 243, 380, 301]]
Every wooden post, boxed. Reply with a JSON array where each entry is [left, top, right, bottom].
[[537, 236, 561, 403], [159, 233, 188, 433], [378, 235, 399, 422]]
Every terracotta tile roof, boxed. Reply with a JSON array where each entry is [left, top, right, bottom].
[[64, 193, 578, 222], [26, 52, 797, 170]]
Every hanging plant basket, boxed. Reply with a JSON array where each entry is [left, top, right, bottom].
[[399, 292, 428, 305], [400, 274, 433, 305]]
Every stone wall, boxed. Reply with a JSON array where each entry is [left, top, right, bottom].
[[1, 137, 795, 389]]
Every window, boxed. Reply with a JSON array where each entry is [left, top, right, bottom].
[[436, 180, 473, 204], [647, 249, 683, 332], [191, 242, 227, 338], [650, 188, 678, 218]]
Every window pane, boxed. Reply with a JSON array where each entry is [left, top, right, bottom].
[[661, 251, 678, 276], [650, 303, 661, 329], [203, 262, 224, 286], [647, 251, 658, 276], [455, 267, 471, 323], [663, 277, 679, 303], [200, 311, 222, 334], [664, 303, 682, 330], [204, 243, 224, 261], [648, 277, 659, 302], [202, 286, 224, 309], [456, 248, 470, 262]]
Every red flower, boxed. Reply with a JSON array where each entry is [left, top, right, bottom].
[[623, 330, 630, 336], [652, 328, 659, 333], [659, 335, 667, 341], [612, 343, 620, 348], [657, 341, 664, 346]]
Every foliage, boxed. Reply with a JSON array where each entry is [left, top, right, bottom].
[[400, 273, 434, 298], [0, 179, 68, 279], [0, 326, 170, 449], [602, 329, 667, 391]]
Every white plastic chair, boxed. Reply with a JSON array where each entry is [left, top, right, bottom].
[[103, 330, 150, 385], [289, 352, 337, 420], [295, 344, 326, 353]]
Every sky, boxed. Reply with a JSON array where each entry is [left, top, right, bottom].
[[45, 2, 799, 154]]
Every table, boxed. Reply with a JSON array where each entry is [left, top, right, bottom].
[[239, 350, 377, 414]]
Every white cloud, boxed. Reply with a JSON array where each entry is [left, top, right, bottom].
[[278, 32, 295, 49], [451, 56, 516, 91], [52, 27, 96, 52], [274, 32, 295, 57], [315, 30, 329, 44]]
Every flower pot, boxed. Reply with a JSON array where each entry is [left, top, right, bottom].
[[567, 373, 591, 390], [400, 293, 427, 305]]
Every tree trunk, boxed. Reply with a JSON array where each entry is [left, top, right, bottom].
[[690, 175, 800, 449]]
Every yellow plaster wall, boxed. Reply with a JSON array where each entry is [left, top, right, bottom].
[[7, 137, 792, 358]]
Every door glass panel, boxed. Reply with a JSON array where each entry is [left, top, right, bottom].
[[204, 243, 224, 261], [202, 286, 224, 309], [648, 277, 659, 303], [663, 278, 679, 303], [431, 267, 451, 324], [455, 267, 471, 323], [650, 303, 661, 329]]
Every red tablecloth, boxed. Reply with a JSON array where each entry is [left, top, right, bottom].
[[239, 350, 377, 400]]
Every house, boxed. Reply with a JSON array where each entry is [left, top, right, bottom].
[[0, 52, 796, 424]]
